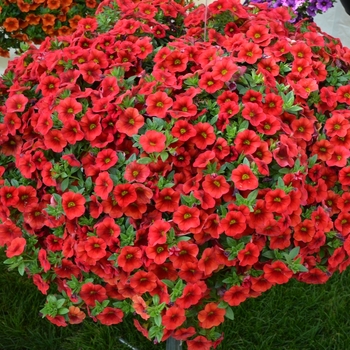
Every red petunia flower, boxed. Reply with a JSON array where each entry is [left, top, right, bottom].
[[221, 210, 247, 237], [115, 107, 144, 136], [5, 237, 26, 258], [117, 246, 143, 272], [96, 307, 124, 326], [162, 306, 186, 330], [62, 191, 86, 220], [234, 129, 261, 155], [95, 149, 118, 171], [265, 189, 291, 214], [202, 174, 230, 198], [241, 102, 266, 126], [5, 93, 28, 113], [176, 283, 203, 309], [146, 91, 173, 119], [231, 164, 259, 191], [223, 285, 250, 306], [237, 42, 262, 64], [190, 122, 216, 150], [79, 282, 107, 307], [294, 219, 315, 242], [263, 261, 293, 284], [94, 172, 113, 200], [173, 205, 201, 231], [237, 242, 260, 266], [148, 220, 171, 246], [139, 130, 166, 153], [113, 183, 137, 207], [198, 303, 226, 329], [198, 72, 224, 94]]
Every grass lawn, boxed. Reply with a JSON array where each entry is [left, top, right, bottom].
[[1, 252, 350, 350]]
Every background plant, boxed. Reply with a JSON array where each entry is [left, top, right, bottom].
[[0, 0, 101, 57]]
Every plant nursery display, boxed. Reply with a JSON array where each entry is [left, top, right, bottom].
[[1, 0, 350, 349], [0, 0, 101, 57]]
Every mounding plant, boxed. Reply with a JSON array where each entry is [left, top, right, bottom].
[[1, 0, 350, 349]]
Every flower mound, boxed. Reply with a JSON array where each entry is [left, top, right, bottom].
[[1, 0, 350, 348], [0, 0, 101, 57]]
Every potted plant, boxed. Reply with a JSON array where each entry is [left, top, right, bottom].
[[1, 0, 350, 349]]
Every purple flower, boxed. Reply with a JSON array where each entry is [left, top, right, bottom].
[[315, 0, 333, 11]]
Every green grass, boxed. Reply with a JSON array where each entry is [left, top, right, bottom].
[[1, 254, 350, 350]]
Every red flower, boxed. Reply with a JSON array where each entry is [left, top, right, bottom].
[[61, 120, 85, 145], [231, 164, 259, 191], [115, 107, 144, 136], [148, 220, 171, 246], [234, 129, 261, 155], [95, 172, 113, 200], [95, 149, 118, 171], [62, 191, 86, 220], [291, 117, 314, 141], [80, 111, 102, 141], [38, 249, 51, 272], [263, 261, 293, 284], [212, 57, 238, 82], [241, 102, 266, 126], [337, 85, 350, 104], [5, 94, 28, 113], [56, 97, 82, 123], [171, 120, 197, 141], [32, 274, 49, 295], [237, 42, 262, 64], [6, 237, 26, 258], [191, 122, 216, 150], [169, 241, 199, 268], [139, 130, 166, 153], [187, 336, 213, 350], [202, 174, 230, 198], [113, 183, 137, 207], [221, 210, 247, 237], [146, 91, 173, 118], [294, 219, 315, 242], [265, 189, 291, 214], [154, 188, 180, 213], [79, 282, 107, 307], [237, 242, 260, 266], [325, 113, 350, 138], [96, 307, 124, 325], [162, 306, 186, 330], [85, 237, 107, 260], [198, 72, 224, 94], [145, 244, 169, 265], [130, 271, 158, 294], [164, 51, 189, 73], [198, 303, 225, 329], [173, 205, 201, 231], [44, 129, 67, 153], [0, 186, 19, 207], [176, 283, 203, 309], [117, 246, 143, 272], [223, 285, 250, 306]]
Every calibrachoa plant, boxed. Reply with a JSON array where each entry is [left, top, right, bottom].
[[249, 0, 335, 20], [0, 0, 101, 57], [1, 0, 350, 349]]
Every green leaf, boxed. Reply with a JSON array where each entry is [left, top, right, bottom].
[[225, 306, 234, 320], [60, 178, 70, 192], [288, 246, 300, 260], [18, 263, 25, 276], [154, 314, 162, 327], [137, 157, 152, 164]]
